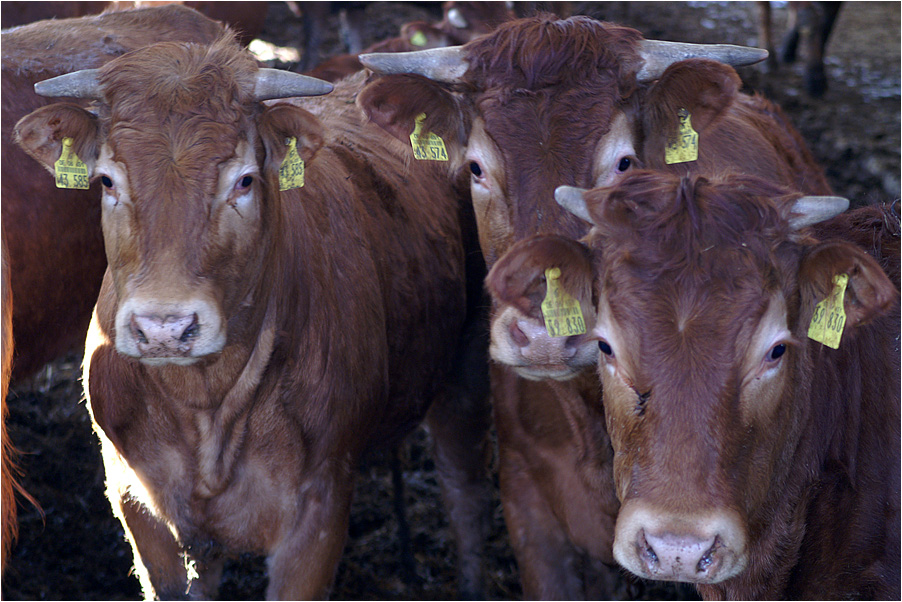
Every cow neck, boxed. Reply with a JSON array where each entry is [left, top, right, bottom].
[[189, 299, 277, 499], [545, 374, 612, 478]]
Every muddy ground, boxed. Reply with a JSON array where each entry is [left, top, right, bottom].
[[3, 2, 899, 600]]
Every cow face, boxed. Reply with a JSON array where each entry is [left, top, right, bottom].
[[358, 17, 650, 268], [557, 172, 897, 586], [485, 234, 598, 380], [358, 16, 766, 270], [15, 37, 331, 365]]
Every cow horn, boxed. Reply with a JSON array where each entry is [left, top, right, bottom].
[[788, 196, 849, 230], [555, 186, 595, 225], [254, 69, 333, 100], [359, 46, 468, 83], [34, 69, 103, 99], [638, 40, 769, 81]]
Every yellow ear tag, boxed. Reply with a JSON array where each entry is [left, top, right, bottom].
[[664, 108, 699, 165], [541, 267, 587, 338], [54, 137, 90, 189], [279, 137, 305, 191], [807, 273, 849, 349], [409, 113, 448, 161], [410, 30, 428, 47]]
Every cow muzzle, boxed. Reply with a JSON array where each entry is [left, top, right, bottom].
[[489, 305, 596, 381], [614, 502, 748, 585], [115, 298, 225, 365]]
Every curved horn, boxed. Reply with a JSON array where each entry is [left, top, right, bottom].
[[638, 40, 769, 81], [555, 186, 595, 225], [255, 69, 333, 100], [789, 196, 849, 230], [359, 46, 468, 83], [34, 69, 103, 99]]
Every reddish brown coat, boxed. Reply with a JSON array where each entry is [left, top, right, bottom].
[[496, 171, 899, 599], [15, 36, 490, 599], [359, 15, 834, 598]]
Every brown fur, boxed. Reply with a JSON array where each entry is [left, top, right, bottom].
[[360, 15, 834, 598], [16, 35, 490, 599], [2, 5, 225, 380], [1, 6, 226, 571], [551, 170, 899, 599]]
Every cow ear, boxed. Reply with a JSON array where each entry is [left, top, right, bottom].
[[486, 235, 594, 319], [358, 74, 466, 147], [643, 58, 741, 137], [799, 241, 899, 334], [14, 103, 100, 177], [257, 103, 325, 169]]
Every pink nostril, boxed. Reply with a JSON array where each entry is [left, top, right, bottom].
[[130, 313, 199, 351], [509, 320, 529, 347]]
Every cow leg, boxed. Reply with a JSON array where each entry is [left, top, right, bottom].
[[114, 495, 191, 600], [498, 445, 583, 599], [265, 464, 354, 600], [424, 319, 492, 600]]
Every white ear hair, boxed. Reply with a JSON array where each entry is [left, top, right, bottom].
[[555, 186, 594, 224]]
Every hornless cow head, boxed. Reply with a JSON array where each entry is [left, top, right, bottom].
[[547, 172, 897, 589], [15, 36, 332, 365]]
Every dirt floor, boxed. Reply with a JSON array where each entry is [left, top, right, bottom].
[[3, 2, 899, 600]]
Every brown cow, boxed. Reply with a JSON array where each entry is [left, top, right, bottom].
[[355, 15, 828, 598], [1, 5, 225, 380], [1, 2, 268, 47], [511, 170, 899, 599], [15, 34, 491, 599], [1, 5, 229, 571]]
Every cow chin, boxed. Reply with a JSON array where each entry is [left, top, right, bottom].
[[113, 297, 226, 364]]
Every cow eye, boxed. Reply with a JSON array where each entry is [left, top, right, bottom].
[[469, 162, 483, 178], [765, 343, 787, 363], [235, 175, 254, 190], [599, 340, 614, 357], [616, 157, 632, 173], [100, 175, 114, 189]]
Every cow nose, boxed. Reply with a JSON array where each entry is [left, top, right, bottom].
[[512, 318, 577, 362], [639, 530, 723, 581], [614, 503, 747, 585], [130, 313, 200, 357]]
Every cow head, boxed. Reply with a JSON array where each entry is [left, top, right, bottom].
[[15, 36, 332, 365], [358, 15, 767, 267], [555, 172, 897, 587], [485, 234, 598, 380]]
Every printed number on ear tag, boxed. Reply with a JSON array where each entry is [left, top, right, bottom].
[[279, 137, 305, 191], [808, 273, 849, 349], [541, 267, 587, 338], [409, 113, 448, 161], [54, 137, 90, 189], [664, 108, 699, 165]]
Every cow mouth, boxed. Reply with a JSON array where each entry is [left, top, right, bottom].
[[507, 361, 582, 382]]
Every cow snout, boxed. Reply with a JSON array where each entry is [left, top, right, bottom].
[[115, 297, 226, 364], [489, 305, 597, 381], [130, 313, 199, 356], [615, 503, 747, 585]]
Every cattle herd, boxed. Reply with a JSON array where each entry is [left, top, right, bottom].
[[1, 2, 898, 601]]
